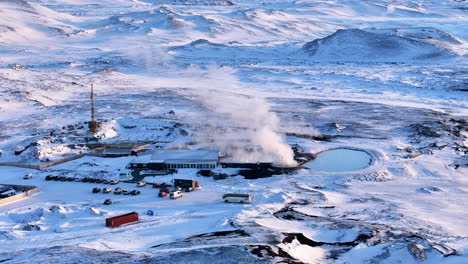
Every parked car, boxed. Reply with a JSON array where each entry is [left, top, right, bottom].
[[81, 177, 90, 182], [109, 180, 119, 185], [45, 175, 54, 181], [0, 187, 16, 198], [23, 173, 32, 180], [66, 177, 74, 182], [114, 187, 123, 194], [92, 187, 101, 193], [184, 187, 194, 192], [158, 191, 167, 198], [59, 176, 68, 181], [152, 183, 161, 188], [122, 190, 130, 195], [89, 178, 98, 183], [160, 188, 170, 194], [222, 193, 251, 204], [137, 181, 146, 187], [130, 190, 141, 195], [103, 187, 112, 193], [96, 179, 105, 183], [103, 199, 112, 205], [169, 190, 183, 199]]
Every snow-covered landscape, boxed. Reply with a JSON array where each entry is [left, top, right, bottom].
[[0, 0, 467, 263]]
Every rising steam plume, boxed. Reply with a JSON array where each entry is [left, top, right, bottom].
[[183, 66, 297, 167]]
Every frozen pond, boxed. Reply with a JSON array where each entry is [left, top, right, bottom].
[[304, 148, 371, 172]]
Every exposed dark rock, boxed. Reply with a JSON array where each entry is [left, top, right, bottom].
[[247, 245, 303, 264], [23, 223, 41, 231], [409, 123, 441, 138], [407, 243, 427, 261], [9, 63, 27, 70]]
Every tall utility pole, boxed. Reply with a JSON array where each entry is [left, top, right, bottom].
[[88, 84, 97, 134]]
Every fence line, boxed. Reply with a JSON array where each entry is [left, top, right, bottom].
[[0, 185, 39, 205], [0, 153, 85, 170]]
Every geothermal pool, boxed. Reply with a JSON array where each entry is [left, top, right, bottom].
[[303, 148, 372, 172]]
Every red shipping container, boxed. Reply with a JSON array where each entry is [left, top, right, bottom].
[[106, 212, 138, 228]]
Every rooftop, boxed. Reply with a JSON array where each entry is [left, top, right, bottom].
[[102, 148, 133, 155], [150, 150, 218, 163]]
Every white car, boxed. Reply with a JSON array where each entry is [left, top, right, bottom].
[[23, 173, 32, 180], [222, 193, 252, 204], [137, 181, 146, 187], [169, 190, 183, 199]]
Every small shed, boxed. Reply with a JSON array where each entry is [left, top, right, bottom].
[[173, 179, 199, 189]]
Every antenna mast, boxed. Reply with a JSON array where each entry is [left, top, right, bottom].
[[89, 84, 97, 134]]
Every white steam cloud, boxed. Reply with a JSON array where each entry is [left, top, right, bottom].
[[183, 65, 297, 167]]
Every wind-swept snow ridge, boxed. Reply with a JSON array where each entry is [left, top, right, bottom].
[[0, 0, 77, 43], [301, 28, 459, 62]]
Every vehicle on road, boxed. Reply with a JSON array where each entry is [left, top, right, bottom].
[[137, 181, 146, 187], [92, 187, 101, 193], [103, 187, 112, 193], [23, 173, 32, 180], [114, 187, 123, 194], [130, 190, 141, 195], [103, 199, 112, 205], [222, 193, 252, 204]]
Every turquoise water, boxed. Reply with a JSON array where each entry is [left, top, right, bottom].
[[304, 149, 371, 172]]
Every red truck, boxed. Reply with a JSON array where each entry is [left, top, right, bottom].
[[105, 212, 138, 228]]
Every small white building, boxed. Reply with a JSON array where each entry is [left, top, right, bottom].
[[129, 150, 219, 170]]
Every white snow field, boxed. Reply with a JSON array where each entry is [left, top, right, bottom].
[[0, 0, 467, 263]]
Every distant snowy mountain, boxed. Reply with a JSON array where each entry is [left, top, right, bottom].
[[140, 0, 234, 5], [301, 28, 460, 62]]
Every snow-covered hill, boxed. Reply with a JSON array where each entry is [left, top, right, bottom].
[[300, 28, 462, 62], [0, 0, 78, 43]]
